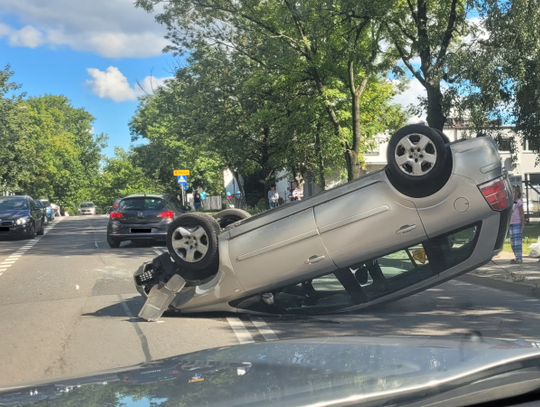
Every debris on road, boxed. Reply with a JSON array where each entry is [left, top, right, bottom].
[[138, 274, 186, 322]]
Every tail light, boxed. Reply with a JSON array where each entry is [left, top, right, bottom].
[[479, 177, 509, 211], [110, 212, 123, 219], [113, 203, 118, 207], [157, 210, 175, 219]]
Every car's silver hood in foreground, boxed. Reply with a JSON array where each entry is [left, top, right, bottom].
[[3, 335, 540, 407]]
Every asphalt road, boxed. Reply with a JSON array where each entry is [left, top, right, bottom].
[[1, 215, 540, 387]]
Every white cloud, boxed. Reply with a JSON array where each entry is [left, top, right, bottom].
[[86, 66, 171, 102], [392, 78, 426, 122], [0, 0, 169, 57]]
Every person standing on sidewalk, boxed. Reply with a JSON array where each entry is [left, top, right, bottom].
[[510, 185, 526, 264], [268, 186, 279, 209]]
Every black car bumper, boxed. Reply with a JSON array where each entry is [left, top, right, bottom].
[[0, 224, 31, 238], [108, 221, 170, 241]]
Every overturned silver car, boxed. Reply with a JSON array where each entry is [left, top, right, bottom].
[[134, 125, 511, 318]]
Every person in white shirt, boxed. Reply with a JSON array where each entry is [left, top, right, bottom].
[[288, 182, 303, 202], [268, 186, 279, 209]]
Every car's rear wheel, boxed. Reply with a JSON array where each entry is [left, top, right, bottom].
[[213, 209, 251, 229], [166, 213, 220, 282], [107, 234, 121, 248], [386, 124, 450, 197], [43, 216, 49, 226], [433, 128, 451, 144]]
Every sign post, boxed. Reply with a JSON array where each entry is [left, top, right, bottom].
[[176, 174, 189, 207]]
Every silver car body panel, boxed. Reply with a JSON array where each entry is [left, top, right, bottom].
[[141, 136, 509, 316]]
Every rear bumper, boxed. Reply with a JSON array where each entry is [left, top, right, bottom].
[[108, 221, 170, 240]]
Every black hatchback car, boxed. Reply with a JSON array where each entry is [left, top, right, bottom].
[[0, 196, 44, 239], [107, 194, 186, 248]]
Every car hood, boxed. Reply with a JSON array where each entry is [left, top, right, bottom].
[[0, 210, 29, 220], [3, 335, 540, 407]]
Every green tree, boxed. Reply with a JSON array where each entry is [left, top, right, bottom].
[[384, 0, 473, 129], [136, 0, 406, 180]]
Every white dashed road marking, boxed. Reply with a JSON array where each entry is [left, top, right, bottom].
[[0, 218, 63, 277]]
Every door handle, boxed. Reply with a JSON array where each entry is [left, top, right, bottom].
[[305, 255, 325, 265], [396, 224, 417, 234]]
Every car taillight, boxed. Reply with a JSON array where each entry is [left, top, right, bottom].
[[113, 203, 118, 207], [479, 177, 509, 211], [157, 210, 175, 219], [110, 212, 123, 219]]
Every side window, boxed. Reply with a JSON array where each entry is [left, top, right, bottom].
[[358, 244, 434, 300], [425, 224, 480, 271], [29, 199, 36, 210], [231, 272, 355, 315]]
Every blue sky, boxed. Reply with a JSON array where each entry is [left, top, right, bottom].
[[0, 0, 177, 157]]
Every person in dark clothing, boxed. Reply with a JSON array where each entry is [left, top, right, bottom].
[[193, 190, 202, 211]]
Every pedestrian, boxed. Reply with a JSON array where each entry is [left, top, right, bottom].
[[193, 189, 202, 211], [509, 185, 525, 264], [288, 182, 303, 202], [268, 186, 279, 209]]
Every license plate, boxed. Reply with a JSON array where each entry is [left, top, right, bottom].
[[0, 227, 8, 232], [131, 229, 151, 233]]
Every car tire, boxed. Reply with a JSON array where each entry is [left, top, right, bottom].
[[166, 213, 220, 282], [107, 234, 121, 248], [386, 124, 451, 197], [37, 221, 44, 236], [26, 223, 36, 239], [213, 209, 251, 229], [43, 216, 49, 226]]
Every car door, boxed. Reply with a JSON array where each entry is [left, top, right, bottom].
[[227, 208, 337, 293], [313, 181, 427, 269]]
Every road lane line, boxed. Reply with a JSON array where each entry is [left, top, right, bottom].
[[226, 317, 255, 344], [152, 249, 162, 256], [0, 218, 64, 278], [118, 295, 153, 362], [250, 317, 279, 341]]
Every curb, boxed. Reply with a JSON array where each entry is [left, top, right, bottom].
[[457, 274, 540, 299]]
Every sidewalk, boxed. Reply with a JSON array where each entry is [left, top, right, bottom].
[[458, 251, 540, 298]]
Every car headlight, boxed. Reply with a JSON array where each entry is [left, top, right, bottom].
[[15, 217, 30, 225]]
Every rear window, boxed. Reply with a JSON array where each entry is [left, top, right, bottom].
[[0, 198, 28, 210], [118, 198, 164, 211], [40, 200, 50, 206]]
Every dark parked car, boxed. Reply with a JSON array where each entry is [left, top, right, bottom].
[[107, 194, 186, 248], [0, 196, 44, 239], [38, 199, 54, 222]]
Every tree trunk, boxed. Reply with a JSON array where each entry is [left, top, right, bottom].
[[346, 60, 367, 181], [425, 83, 446, 130], [314, 121, 325, 189]]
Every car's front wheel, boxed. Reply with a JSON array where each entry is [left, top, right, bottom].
[[25, 223, 36, 239], [36, 220, 44, 236], [166, 213, 220, 282], [107, 234, 121, 248], [386, 124, 450, 197]]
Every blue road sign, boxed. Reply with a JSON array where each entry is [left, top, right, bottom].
[[177, 175, 188, 184]]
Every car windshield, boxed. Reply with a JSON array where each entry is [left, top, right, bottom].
[[118, 198, 164, 210], [2, 1, 539, 405], [0, 198, 28, 210]]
